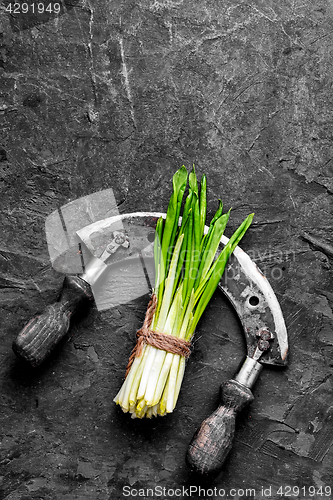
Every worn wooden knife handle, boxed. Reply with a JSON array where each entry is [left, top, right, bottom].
[[12, 275, 94, 367], [186, 379, 254, 480]]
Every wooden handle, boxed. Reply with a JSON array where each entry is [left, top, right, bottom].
[[12, 275, 94, 367], [186, 379, 254, 480]]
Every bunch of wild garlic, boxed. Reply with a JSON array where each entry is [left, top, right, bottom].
[[114, 166, 253, 418]]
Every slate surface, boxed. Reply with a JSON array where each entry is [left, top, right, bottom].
[[0, 1, 332, 499]]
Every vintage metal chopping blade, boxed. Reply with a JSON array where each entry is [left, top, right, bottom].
[[219, 236, 288, 366]]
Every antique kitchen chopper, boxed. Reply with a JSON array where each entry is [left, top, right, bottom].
[[12, 190, 288, 480]]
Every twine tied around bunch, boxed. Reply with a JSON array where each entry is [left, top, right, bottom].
[[125, 294, 192, 377]]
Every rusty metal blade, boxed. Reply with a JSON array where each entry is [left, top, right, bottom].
[[218, 243, 288, 366], [88, 212, 288, 365]]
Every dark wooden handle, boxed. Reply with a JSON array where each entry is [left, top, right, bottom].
[[186, 379, 254, 480], [12, 275, 94, 367]]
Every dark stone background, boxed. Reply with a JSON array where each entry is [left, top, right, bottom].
[[0, 0, 332, 499]]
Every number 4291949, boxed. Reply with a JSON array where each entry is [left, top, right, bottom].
[[277, 485, 332, 497], [5, 3, 61, 14]]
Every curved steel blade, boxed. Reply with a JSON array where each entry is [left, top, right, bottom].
[[218, 239, 288, 366], [78, 211, 288, 366]]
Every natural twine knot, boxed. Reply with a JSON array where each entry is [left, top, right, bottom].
[[125, 294, 192, 377]]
